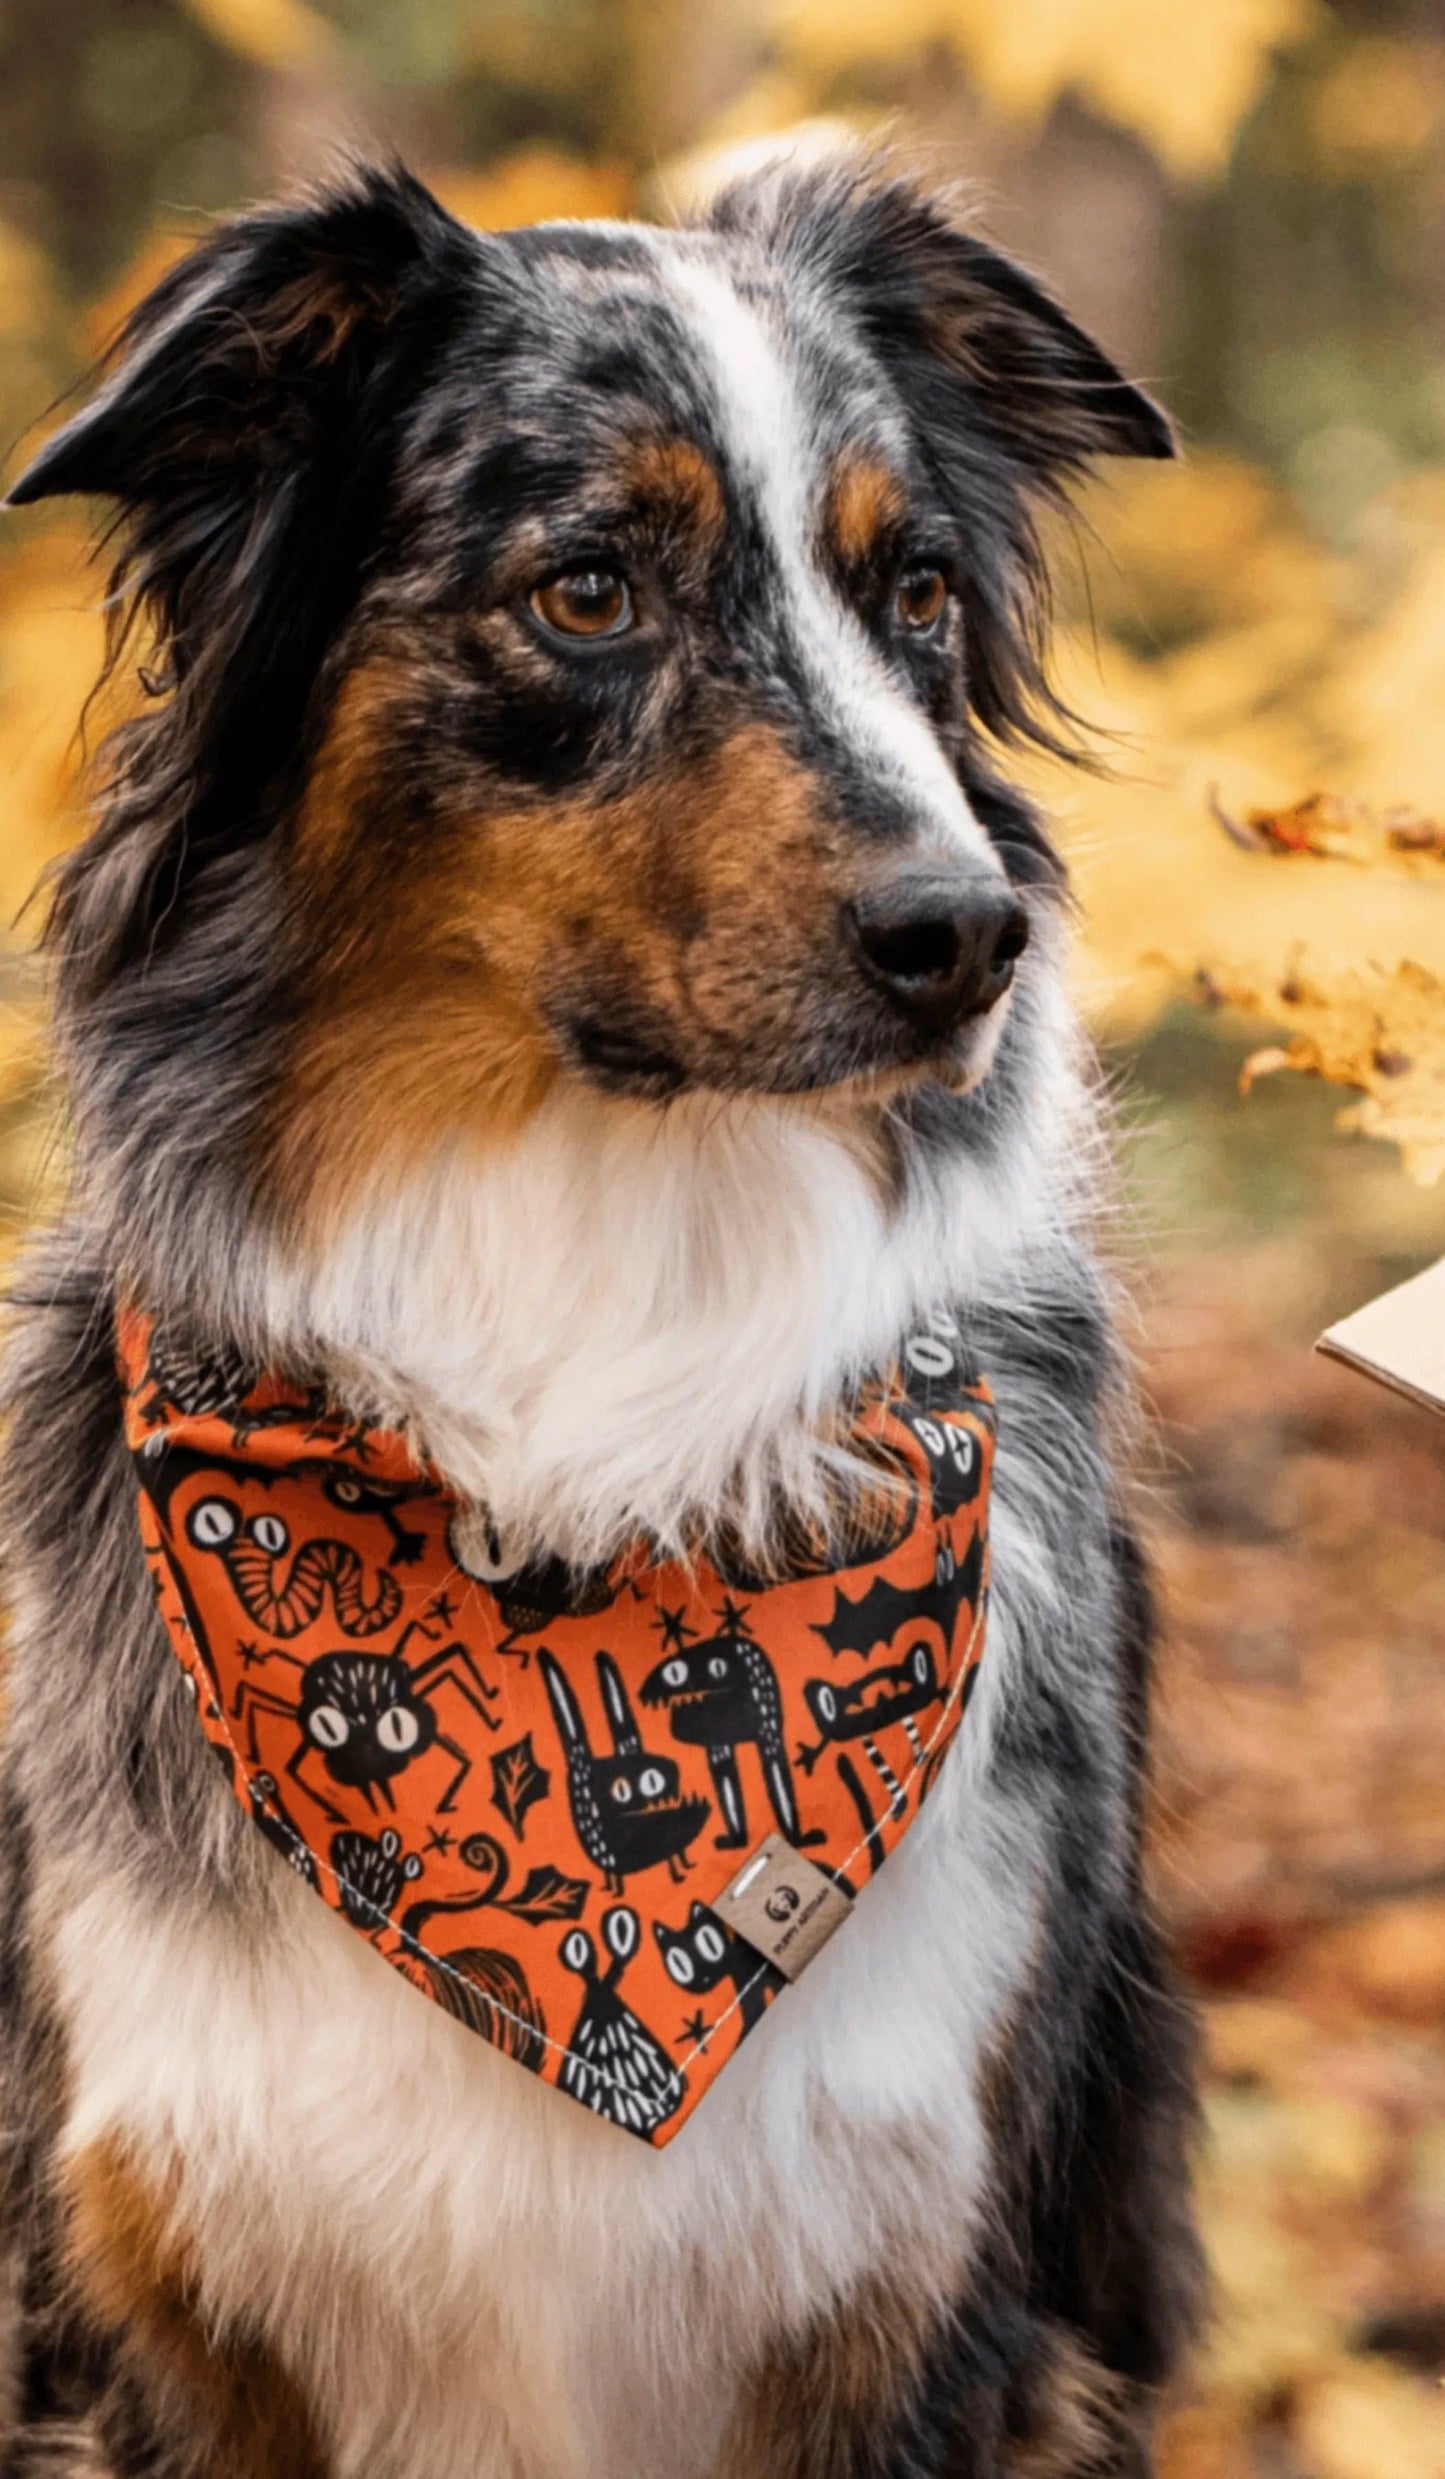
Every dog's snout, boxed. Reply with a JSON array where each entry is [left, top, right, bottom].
[[846, 870, 1029, 1032]]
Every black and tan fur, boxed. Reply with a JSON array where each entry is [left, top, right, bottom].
[[0, 153, 1200, 2476]]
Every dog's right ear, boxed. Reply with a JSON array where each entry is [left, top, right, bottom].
[[6, 159, 469, 517], [6, 162, 478, 982]]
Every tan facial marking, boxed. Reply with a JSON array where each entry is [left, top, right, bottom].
[[294, 658, 395, 874], [278, 671, 859, 1239], [827, 456, 907, 569], [621, 433, 727, 545], [66, 2139, 331, 2479]]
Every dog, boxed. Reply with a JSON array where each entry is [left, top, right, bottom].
[[0, 152, 1201, 2478]]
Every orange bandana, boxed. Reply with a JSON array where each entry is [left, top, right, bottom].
[[121, 1310, 994, 2146]]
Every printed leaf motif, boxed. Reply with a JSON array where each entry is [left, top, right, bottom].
[[489, 1733, 550, 1839], [497, 1866, 591, 1925]]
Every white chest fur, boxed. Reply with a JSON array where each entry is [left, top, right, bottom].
[[49, 1574, 1042, 2479]]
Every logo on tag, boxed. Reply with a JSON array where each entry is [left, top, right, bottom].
[[719, 1834, 852, 1980]]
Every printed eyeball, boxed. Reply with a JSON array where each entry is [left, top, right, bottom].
[[638, 1767, 667, 1799], [246, 1512, 290, 1555], [610, 1778, 634, 1804], [662, 1658, 689, 1687], [707, 1656, 728, 1680], [561, 1928, 594, 1975], [187, 1496, 239, 1549], [905, 1331, 956, 1383], [664, 1944, 695, 1986], [813, 1683, 838, 1724], [330, 1475, 364, 1505], [695, 1922, 725, 1965], [910, 1643, 932, 1684], [309, 1704, 350, 1748], [377, 1706, 421, 1755]]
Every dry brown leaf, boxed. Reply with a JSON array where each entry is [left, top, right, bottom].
[[1201, 958, 1445, 1185], [1210, 787, 1445, 867]]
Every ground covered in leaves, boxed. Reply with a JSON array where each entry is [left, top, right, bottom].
[[1127, 1043, 1445, 2479]]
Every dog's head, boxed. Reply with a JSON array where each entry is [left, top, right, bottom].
[[9, 155, 1170, 1237]]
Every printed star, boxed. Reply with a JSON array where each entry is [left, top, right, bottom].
[[236, 1639, 264, 1671], [653, 1606, 696, 1651], [679, 2009, 711, 2048], [716, 1596, 751, 1638], [425, 1827, 454, 1857], [428, 1591, 458, 1628]]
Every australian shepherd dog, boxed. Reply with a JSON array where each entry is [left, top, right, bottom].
[[0, 151, 1200, 2478]]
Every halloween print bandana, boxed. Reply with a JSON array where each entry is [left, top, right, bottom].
[[120, 1308, 994, 2147]]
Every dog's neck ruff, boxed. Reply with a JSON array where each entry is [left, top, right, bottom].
[[120, 1308, 994, 2147]]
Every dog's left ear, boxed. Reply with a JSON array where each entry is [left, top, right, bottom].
[[710, 156, 1175, 477], [711, 157, 1173, 753]]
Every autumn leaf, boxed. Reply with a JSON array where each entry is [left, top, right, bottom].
[[489, 1733, 550, 1840], [1209, 787, 1445, 866], [496, 1865, 591, 1925], [773, 0, 1317, 179], [1202, 957, 1445, 1186]]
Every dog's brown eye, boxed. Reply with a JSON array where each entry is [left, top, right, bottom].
[[531, 568, 633, 640], [894, 567, 948, 633]]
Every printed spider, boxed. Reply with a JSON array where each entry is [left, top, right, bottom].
[[230, 1608, 500, 1827]]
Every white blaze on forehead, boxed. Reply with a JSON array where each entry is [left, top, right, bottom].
[[660, 245, 998, 870]]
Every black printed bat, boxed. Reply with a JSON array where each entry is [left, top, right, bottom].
[[814, 1526, 985, 1662]]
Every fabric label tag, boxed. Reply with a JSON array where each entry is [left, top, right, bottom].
[[718, 1835, 852, 1980]]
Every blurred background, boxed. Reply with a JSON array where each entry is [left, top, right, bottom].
[[1, 2, 1444, 2470]]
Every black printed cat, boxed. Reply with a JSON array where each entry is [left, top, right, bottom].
[[641, 1601, 824, 1853], [653, 1900, 782, 2042]]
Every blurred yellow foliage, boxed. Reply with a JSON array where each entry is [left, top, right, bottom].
[[1309, 35, 1445, 167], [1294, 2363, 1445, 2479], [85, 231, 196, 356], [177, 0, 332, 72], [432, 150, 634, 233], [775, 0, 1317, 176], [0, 227, 56, 345], [1030, 454, 1445, 1178]]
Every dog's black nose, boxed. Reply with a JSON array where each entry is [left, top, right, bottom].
[[847, 870, 1029, 1031]]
